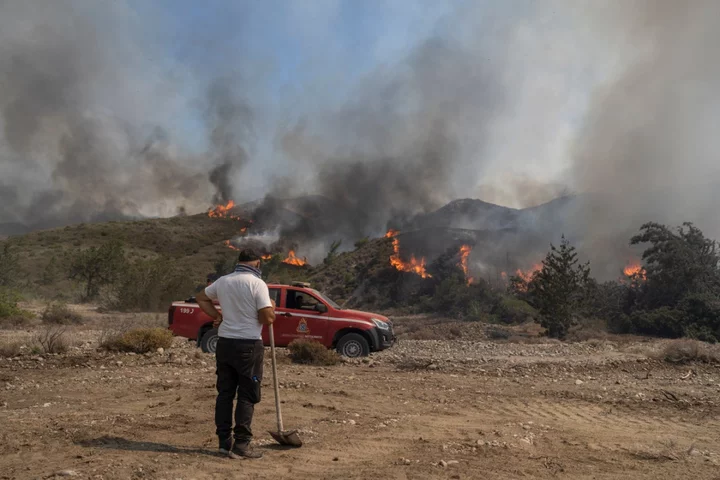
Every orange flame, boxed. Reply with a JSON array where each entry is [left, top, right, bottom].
[[283, 250, 307, 266], [208, 200, 242, 219], [386, 232, 431, 279], [516, 263, 542, 284], [623, 262, 647, 280], [223, 239, 239, 251], [502, 263, 542, 292], [458, 245, 474, 285], [261, 254, 273, 261]]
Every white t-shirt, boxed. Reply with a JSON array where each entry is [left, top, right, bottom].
[[204, 272, 272, 340]]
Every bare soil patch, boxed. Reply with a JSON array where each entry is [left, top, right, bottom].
[[1, 310, 720, 479]]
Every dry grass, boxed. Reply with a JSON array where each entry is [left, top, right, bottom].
[[287, 339, 340, 366], [0, 340, 24, 358], [0, 315, 33, 329], [41, 303, 84, 325], [34, 326, 69, 354], [658, 339, 720, 364], [100, 327, 174, 354]]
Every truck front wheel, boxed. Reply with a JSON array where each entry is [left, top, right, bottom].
[[200, 328, 219, 354], [336, 333, 369, 358]]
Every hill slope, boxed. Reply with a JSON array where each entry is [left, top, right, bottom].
[[3, 214, 248, 297]]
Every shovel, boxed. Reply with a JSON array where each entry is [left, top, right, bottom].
[[267, 324, 302, 447]]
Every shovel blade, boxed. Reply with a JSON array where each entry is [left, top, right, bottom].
[[269, 429, 303, 447]]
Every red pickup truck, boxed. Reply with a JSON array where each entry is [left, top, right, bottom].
[[168, 282, 395, 358]]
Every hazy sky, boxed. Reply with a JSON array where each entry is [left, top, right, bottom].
[[120, 0, 608, 203], [2, 0, 717, 232]]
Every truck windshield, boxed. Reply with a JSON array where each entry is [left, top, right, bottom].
[[311, 289, 342, 309]]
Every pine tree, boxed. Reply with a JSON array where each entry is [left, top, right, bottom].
[[530, 236, 590, 339]]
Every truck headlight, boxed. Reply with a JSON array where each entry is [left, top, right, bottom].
[[372, 318, 389, 330]]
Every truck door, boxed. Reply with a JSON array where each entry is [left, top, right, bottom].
[[261, 287, 283, 346], [275, 289, 329, 345]]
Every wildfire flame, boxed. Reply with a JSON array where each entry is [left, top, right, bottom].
[[261, 254, 273, 261], [386, 230, 431, 278], [208, 200, 241, 219], [501, 263, 542, 292], [223, 240, 239, 251], [283, 250, 308, 266], [516, 263, 542, 284], [623, 262, 647, 280], [458, 245, 474, 285]]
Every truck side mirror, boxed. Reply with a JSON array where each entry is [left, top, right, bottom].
[[314, 303, 328, 313]]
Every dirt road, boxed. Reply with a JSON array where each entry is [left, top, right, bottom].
[[1, 327, 720, 479]]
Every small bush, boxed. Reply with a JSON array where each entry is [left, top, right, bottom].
[[287, 339, 340, 366], [354, 237, 369, 249], [0, 289, 33, 324], [491, 296, 538, 324], [0, 340, 23, 358], [41, 303, 84, 325], [487, 326, 511, 340], [34, 327, 69, 354], [0, 314, 32, 329], [100, 327, 174, 354], [660, 339, 720, 364]]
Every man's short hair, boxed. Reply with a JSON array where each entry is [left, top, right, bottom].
[[237, 249, 260, 263]]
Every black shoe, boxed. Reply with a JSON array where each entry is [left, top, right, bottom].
[[218, 437, 233, 455], [230, 441, 263, 459]]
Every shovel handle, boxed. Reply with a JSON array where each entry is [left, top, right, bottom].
[[269, 324, 284, 432]]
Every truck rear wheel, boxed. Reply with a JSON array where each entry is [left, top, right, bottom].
[[336, 333, 369, 358], [200, 328, 219, 354]]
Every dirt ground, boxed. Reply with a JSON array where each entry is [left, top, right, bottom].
[[1, 309, 720, 479]]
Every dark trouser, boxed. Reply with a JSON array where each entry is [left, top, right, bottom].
[[215, 338, 264, 443]]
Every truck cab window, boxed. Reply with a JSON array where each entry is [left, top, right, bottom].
[[287, 290, 320, 311], [269, 288, 280, 305]]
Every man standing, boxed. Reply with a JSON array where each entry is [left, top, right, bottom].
[[195, 249, 275, 459]]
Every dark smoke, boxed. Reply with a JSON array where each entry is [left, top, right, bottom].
[[569, 0, 720, 279], [0, 2, 250, 231], [205, 79, 253, 205], [254, 37, 507, 260]]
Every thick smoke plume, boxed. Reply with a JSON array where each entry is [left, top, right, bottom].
[[0, 2, 250, 232], [256, 36, 507, 260], [569, 0, 720, 278], [3, 1, 720, 281]]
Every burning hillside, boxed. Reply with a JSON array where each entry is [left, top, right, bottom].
[[386, 230, 431, 279], [208, 201, 239, 219], [458, 244, 474, 285], [283, 250, 308, 267]]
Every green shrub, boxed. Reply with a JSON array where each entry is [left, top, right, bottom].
[[0, 289, 33, 326], [629, 307, 686, 338], [103, 258, 195, 312], [287, 339, 339, 366], [41, 303, 84, 325], [100, 327, 174, 354], [491, 296, 538, 324], [354, 237, 369, 249]]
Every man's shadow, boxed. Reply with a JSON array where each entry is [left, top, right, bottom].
[[75, 436, 220, 457], [76, 436, 299, 456]]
